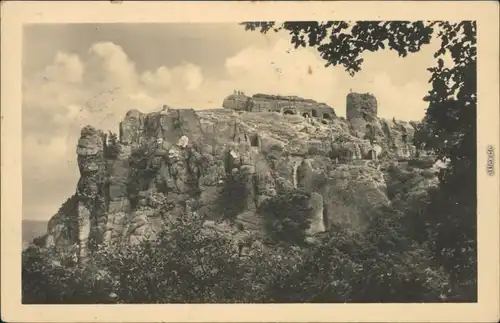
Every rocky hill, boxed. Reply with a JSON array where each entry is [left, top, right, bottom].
[[33, 92, 440, 263]]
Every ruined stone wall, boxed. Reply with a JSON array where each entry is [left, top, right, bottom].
[[345, 92, 418, 158], [222, 94, 250, 111], [222, 93, 337, 119], [346, 92, 378, 138]]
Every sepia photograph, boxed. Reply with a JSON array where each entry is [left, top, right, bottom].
[[2, 1, 499, 322]]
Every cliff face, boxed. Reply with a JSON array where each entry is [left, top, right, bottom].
[[40, 92, 434, 262]]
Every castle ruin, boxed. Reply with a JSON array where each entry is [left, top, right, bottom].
[[222, 92, 337, 121]]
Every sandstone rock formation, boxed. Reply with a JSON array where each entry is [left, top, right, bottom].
[[36, 92, 433, 263]]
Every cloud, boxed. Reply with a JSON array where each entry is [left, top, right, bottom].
[[223, 39, 339, 105], [86, 42, 139, 91], [346, 72, 430, 121], [22, 41, 216, 220], [141, 66, 173, 91], [175, 62, 204, 91], [220, 38, 431, 120], [141, 62, 203, 94], [24, 39, 432, 143], [23, 38, 436, 220], [43, 52, 84, 83], [23, 135, 73, 171], [22, 134, 80, 220]]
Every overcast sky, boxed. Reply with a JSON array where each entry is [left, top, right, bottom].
[[22, 23, 444, 221]]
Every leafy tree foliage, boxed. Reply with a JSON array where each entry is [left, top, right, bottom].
[[243, 20, 477, 299], [95, 220, 250, 303], [218, 171, 248, 219], [243, 21, 434, 75], [23, 205, 451, 304], [22, 245, 114, 304], [268, 210, 450, 303], [23, 216, 277, 304], [259, 189, 312, 245]]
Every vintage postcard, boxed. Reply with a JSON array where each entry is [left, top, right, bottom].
[[1, 1, 499, 322]]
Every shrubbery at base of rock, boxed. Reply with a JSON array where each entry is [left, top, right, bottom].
[[22, 208, 457, 304], [259, 189, 313, 245]]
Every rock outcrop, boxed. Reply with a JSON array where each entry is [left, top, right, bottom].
[[344, 92, 418, 159], [36, 92, 433, 263]]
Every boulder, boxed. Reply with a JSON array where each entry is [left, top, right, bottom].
[[306, 192, 326, 236], [119, 109, 144, 145], [77, 126, 104, 156]]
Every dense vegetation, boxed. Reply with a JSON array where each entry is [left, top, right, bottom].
[[244, 20, 477, 300], [260, 189, 312, 245], [23, 21, 476, 303], [23, 188, 451, 303], [218, 170, 249, 219]]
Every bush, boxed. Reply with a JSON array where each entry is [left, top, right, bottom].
[[267, 206, 451, 303], [259, 189, 312, 245], [23, 218, 250, 303], [218, 171, 248, 219], [408, 157, 436, 169], [23, 196, 458, 304], [385, 164, 426, 202], [22, 246, 115, 304], [96, 224, 248, 303]]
